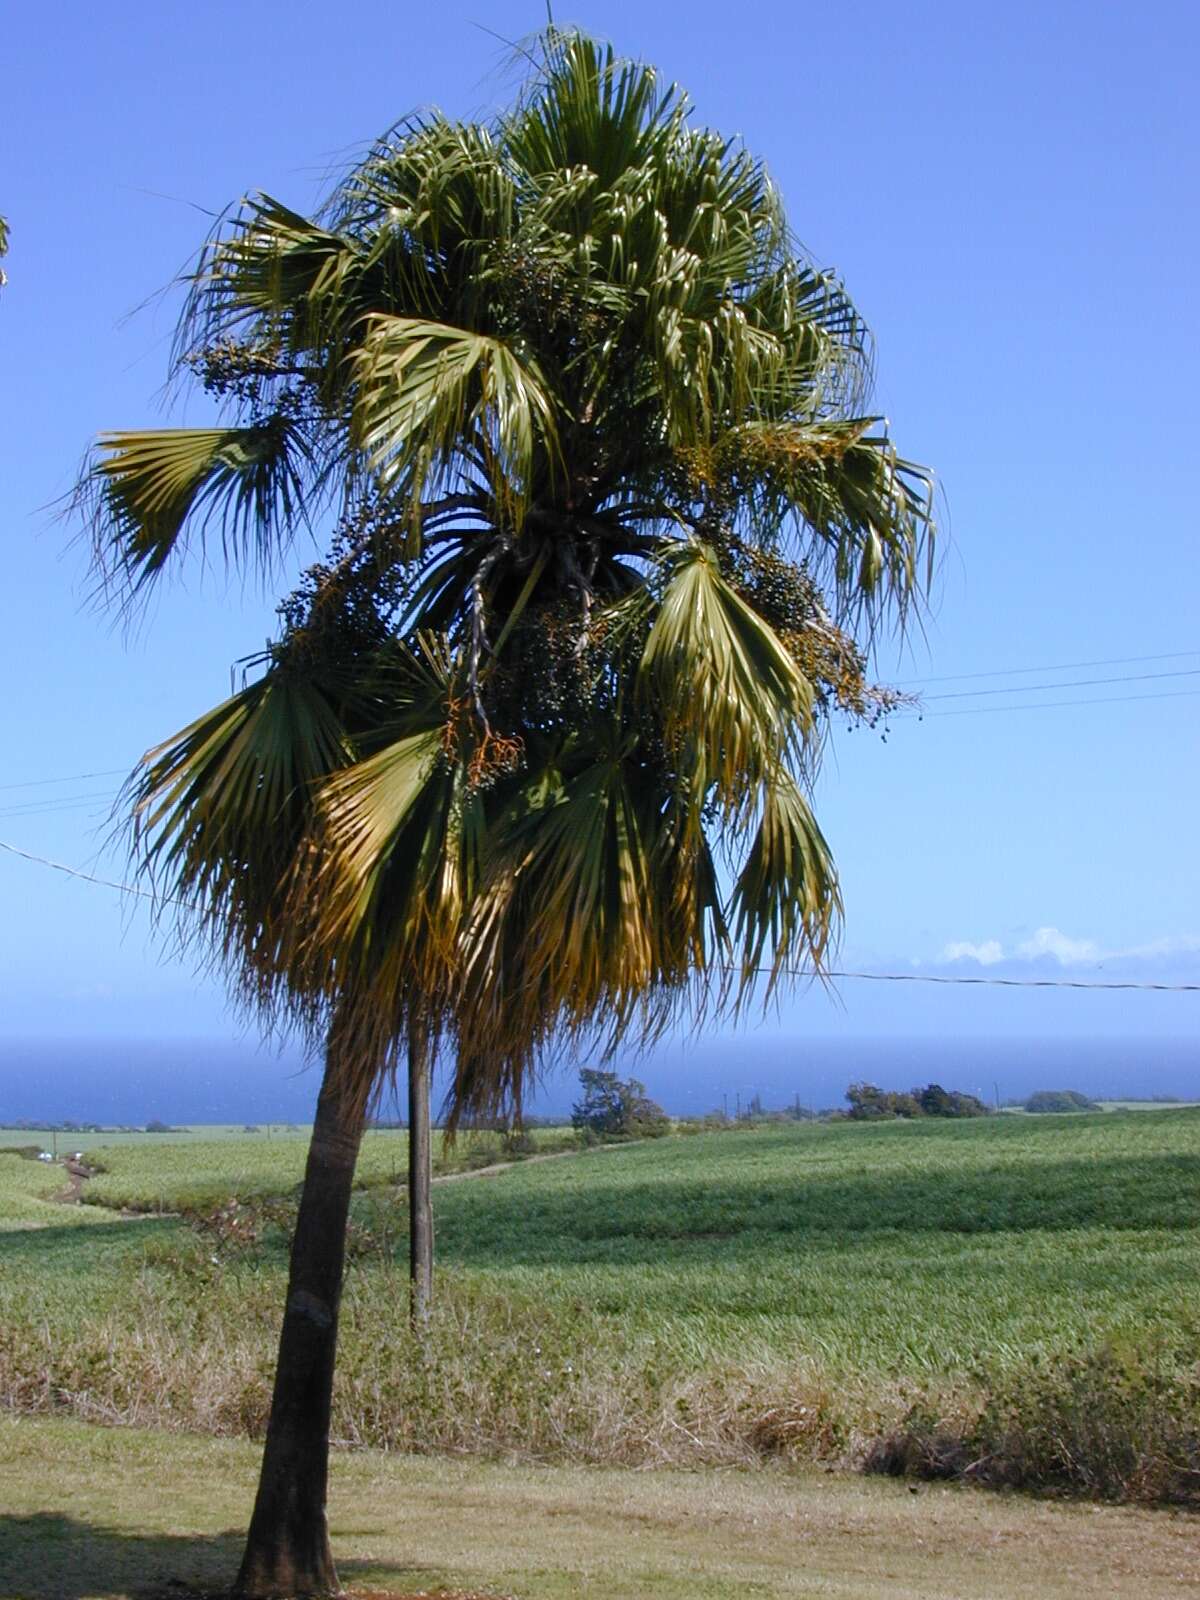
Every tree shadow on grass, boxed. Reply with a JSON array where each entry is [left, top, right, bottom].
[[0, 1513, 417, 1600], [0, 1513, 242, 1600], [0, 1218, 179, 1274]]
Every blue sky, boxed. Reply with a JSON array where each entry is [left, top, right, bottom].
[[2, 1, 1197, 1110]]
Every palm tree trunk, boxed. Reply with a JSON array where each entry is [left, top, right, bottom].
[[234, 1020, 367, 1598], [408, 1022, 433, 1325]]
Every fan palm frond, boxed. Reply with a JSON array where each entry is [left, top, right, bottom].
[[639, 540, 816, 806], [729, 767, 840, 995], [507, 31, 687, 190], [351, 316, 560, 537], [298, 718, 483, 1020], [697, 418, 935, 624], [88, 419, 313, 596], [180, 196, 364, 368], [128, 663, 352, 1008], [450, 740, 718, 1118]]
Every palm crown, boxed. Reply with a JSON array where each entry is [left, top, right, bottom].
[[84, 31, 934, 1120]]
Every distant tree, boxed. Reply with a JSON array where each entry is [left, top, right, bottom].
[[846, 1081, 988, 1119], [890, 1091, 923, 1118], [1025, 1089, 1098, 1114], [572, 1069, 669, 1140], [943, 1088, 988, 1117], [845, 1082, 891, 1119], [144, 1119, 177, 1134], [917, 1082, 954, 1116]]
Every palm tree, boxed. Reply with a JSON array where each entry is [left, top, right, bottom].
[[80, 30, 934, 1596]]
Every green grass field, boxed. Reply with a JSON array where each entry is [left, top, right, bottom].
[[2, 1109, 1198, 1498], [78, 1128, 409, 1211], [0, 1151, 115, 1230], [0, 1124, 569, 1212]]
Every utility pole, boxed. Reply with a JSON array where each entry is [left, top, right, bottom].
[[408, 1022, 433, 1327]]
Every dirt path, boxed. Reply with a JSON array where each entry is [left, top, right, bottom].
[[49, 1163, 90, 1205]]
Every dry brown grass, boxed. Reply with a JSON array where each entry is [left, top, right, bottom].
[[3, 1261, 1198, 1504]]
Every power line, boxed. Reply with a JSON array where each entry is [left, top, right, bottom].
[[2, 839, 1196, 992], [0, 841, 174, 906], [3, 653, 1196, 796], [0, 767, 127, 794], [817, 969, 1200, 993], [899, 650, 1200, 687], [0, 789, 120, 821], [901, 687, 1200, 720], [3, 654, 1196, 800], [924, 668, 1200, 703]]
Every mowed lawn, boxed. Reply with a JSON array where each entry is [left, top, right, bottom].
[[1, 1414, 1197, 1600]]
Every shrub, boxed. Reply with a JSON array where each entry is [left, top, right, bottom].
[[970, 1343, 1200, 1501], [863, 1343, 1200, 1504], [1025, 1089, 1098, 1113]]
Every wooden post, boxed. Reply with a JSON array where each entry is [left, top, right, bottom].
[[408, 1023, 433, 1326]]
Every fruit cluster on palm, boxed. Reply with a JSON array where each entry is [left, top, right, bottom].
[[81, 30, 933, 1596]]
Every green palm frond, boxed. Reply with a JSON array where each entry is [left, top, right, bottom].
[[128, 664, 352, 1005], [301, 722, 482, 1016], [351, 316, 560, 536], [347, 119, 516, 315], [89, 418, 312, 595], [451, 742, 722, 1120], [508, 32, 687, 190], [701, 418, 935, 622], [181, 196, 362, 366], [639, 541, 816, 807], [729, 767, 840, 993]]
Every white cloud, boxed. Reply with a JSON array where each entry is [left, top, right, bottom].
[[941, 939, 1005, 966], [932, 927, 1200, 971], [1015, 927, 1100, 964]]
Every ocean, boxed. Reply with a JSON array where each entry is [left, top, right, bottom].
[[0, 1033, 1195, 1125]]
